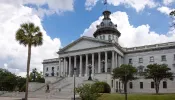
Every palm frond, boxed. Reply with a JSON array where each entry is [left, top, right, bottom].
[[31, 32, 43, 47]]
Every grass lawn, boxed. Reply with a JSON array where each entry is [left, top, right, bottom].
[[98, 93, 175, 100]]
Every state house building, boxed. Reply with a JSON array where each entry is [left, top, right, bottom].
[[42, 10, 175, 93]]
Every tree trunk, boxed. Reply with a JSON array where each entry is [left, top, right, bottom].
[[25, 44, 31, 100], [155, 81, 160, 94], [124, 82, 127, 100]]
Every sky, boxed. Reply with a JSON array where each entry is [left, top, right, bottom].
[[0, 0, 175, 76]]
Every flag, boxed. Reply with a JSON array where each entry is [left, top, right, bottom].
[[104, 0, 107, 5]]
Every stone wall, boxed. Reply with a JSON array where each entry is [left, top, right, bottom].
[[28, 82, 45, 92]]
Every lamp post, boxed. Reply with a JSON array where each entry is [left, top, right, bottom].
[[73, 67, 77, 100], [101, 60, 105, 73]]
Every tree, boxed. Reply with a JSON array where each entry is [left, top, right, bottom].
[[16, 23, 43, 100], [112, 64, 137, 100], [144, 64, 173, 94], [170, 10, 175, 28], [0, 68, 18, 91]]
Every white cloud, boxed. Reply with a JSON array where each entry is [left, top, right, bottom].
[[82, 11, 175, 47], [163, 0, 175, 5], [85, 0, 158, 12], [0, 3, 61, 77], [0, 0, 74, 18], [157, 6, 174, 15]]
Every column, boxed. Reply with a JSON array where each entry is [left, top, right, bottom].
[[59, 58, 61, 77], [85, 54, 88, 76], [98, 52, 101, 73], [118, 55, 121, 67], [112, 51, 115, 70], [105, 51, 108, 72], [79, 55, 82, 77], [74, 56, 77, 76], [63, 57, 66, 77], [69, 56, 71, 77], [92, 53, 94, 76], [115, 53, 118, 68]]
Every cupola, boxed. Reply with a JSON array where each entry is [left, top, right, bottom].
[[93, 10, 121, 43]]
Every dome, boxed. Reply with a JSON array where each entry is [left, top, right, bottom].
[[93, 10, 121, 38]]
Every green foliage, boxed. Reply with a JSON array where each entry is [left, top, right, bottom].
[[144, 64, 173, 94], [92, 82, 111, 93], [16, 23, 43, 47], [0, 68, 26, 92], [29, 68, 45, 83], [76, 84, 102, 100], [112, 64, 137, 83]]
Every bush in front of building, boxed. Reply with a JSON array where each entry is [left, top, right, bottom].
[[92, 81, 111, 93], [76, 84, 102, 100]]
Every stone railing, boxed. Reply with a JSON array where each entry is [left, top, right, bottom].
[[43, 58, 59, 63], [124, 42, 175, 52]]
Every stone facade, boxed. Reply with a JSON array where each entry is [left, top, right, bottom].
[[42, 10, 175, 93]]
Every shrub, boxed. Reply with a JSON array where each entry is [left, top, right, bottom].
[[92, 82, 111, 93], [76, 84, 102, 100]]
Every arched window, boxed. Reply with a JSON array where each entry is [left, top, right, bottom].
[[103, 35, 105, 40], [101, 22, 104, 26], [108, 35, 111, 41], [129, 82, 133, 89]]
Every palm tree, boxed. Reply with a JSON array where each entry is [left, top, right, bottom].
[[16, 23, 43, 100]]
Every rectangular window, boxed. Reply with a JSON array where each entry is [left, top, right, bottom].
[[151, 82, 154, 88], [129, 59, 132, 64], [163, 81, 167, 88], [140, 82, 143, 89], [129, 82, 133, 89], [150, 56, 154, 62], [139, 58, 143, 63], [46, 67, 48, 71], [174, 54, 175, 60], [161, 55, 166, 61]]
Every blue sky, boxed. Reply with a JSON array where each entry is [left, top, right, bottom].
[[0, 0, 175, 76], [41, 0, 174, 47]]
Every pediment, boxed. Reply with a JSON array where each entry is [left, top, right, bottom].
[[59, 36, 112, 53]]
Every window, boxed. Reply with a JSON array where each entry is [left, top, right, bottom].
[[161, 55, 166, 61], [139, 58, 143, 63], [109, 22, 112, 26], [45, 73, 49, 77], [140, 82, 143, 89], [138, 66, 144, 73], [150, 56, 154, 62], [151, 82, 154, 88], [163, 81, 167, 88], [108, 35, 111, 41], [174, 54, 175, 60], [129, 82, 133, 89], [103, 35, 105, 40], [52, 67, 54, 70], [46, 67, 48, 71], [129, 59, 132, 64], [57, 66, 59, 70], [100, 35, 102, 39], [101, 22, 104, 26]]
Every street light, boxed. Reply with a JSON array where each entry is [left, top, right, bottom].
[[73, 67, 77, 100], [101, 60, 105, 73]]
